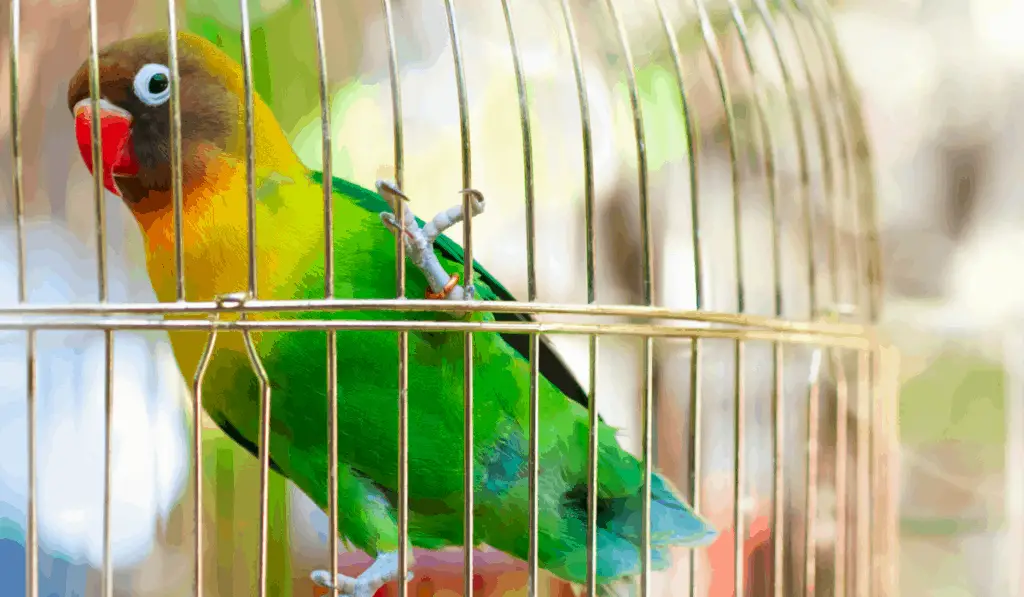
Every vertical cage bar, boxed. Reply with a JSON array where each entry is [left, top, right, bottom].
[[236, 4, 268, 596], [727, 2, 787, 593], [797, 0, 856, 313], [806, 349, 822, 597], [652, 3, 704, 595], [556, 1, 597, 594], [24, 333, 36, 597], [440, 1, 474, 593], [810, 9, 887, 589], [870, 348, 883, 597], [692, 1, 745, 595], [769, 0, 818, 316], [809, 0, 882, 323], [780, 0, 836, 309], [238, 0, 258, 299], [687, 343, 702, 597], [192, 328, 219, 597], [773, 4, 825, 594], [832, 351, 849, 597], [101, 330, 114, 597], [379, 1, 409, 595], [10, 0, 25, 302], [308, 0, 338, 593], [750, 2, 816, 588], [855, 350, 870, 597], [749, 3, 797, 593], [166, 2, 184, 301], [803, 2, 856, 311], [884, 348, 900, 597], [797, 6, 859, 586], [381, 0, 404, 194], [9, 3, 36, 597], [733, 340, 746, 596], [379, 0, 408, 595], [497, 3, 539, 596], [871, 346, 900, 597], [772, 341, 785, 594], [243, 321, 273, 597], [601, 1, 653, 594], [164, 3, 191, 591], [86, 2, 107, 303], [85, 4, 115, 597]]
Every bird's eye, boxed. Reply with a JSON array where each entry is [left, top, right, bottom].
[[133, 63, 172, 107]]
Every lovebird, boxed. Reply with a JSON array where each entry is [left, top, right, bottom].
[[66, 31, 716, 596]]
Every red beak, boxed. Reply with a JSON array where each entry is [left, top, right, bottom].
[[73, 98, 139, 197]]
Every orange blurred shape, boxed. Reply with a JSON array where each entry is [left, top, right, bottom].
[[310, 547, 577, 597], [706, 515, 773, 597]]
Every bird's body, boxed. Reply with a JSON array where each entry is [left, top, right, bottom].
[[67, 31, 715, 592]]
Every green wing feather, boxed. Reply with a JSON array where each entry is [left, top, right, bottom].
[[309, 170, 592, 413]]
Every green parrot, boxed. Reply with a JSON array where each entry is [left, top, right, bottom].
[[65, 31, 715, 596]]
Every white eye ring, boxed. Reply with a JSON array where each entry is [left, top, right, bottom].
[[133, 63, 172, 107]]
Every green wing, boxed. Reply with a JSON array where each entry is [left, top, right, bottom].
[[310, 171, 591, 412]]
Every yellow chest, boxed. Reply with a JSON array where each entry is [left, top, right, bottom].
[[136, 164, 324, 380]]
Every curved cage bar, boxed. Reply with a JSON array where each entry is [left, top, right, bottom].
[[2, 1, 898, 597]]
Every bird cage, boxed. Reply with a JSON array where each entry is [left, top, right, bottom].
[[0, 0, 900, 596]]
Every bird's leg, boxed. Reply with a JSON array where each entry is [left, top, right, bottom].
[[310, 551, 415, 597], [376, 180, 485, 301]]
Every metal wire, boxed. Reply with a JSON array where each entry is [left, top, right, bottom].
[[9, 2, 24, 304], [378, 1, 409, 596], [827, 350, 843, 597], [650, 4, 706, 596], [162, 5, 197, 595], [805, 349, 822, 597], [691, 2, 749, 596], [0, 300, 867, 336], [0, 316, 870, 347], [766, 4, 831, 594], [799, 10, 862, 591], [8, 3, 36, 597], [83, 5, 115, 597], [552, 1, 598, 595], [496, 3, 540, 596], [599, 2, 654, 595], [438, 2, 475, 594], [724, 3, 786, 594], [232, 3, 271, 596], [718, 3, 792, 585], [191, 322, 220, 597], [307, 0, 339, 594], [238, 0, 258, 300], [856, 349, 871, 597], [167, 2, 184, 302]]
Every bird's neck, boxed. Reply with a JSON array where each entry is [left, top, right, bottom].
[[132, 132, 321, 305]]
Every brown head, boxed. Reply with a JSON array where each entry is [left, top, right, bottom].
[[66, 31, 300, 208]]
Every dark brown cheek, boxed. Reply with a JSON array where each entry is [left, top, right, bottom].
[[113, 178, 149, 207]]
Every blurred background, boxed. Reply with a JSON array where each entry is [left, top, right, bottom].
[[0, 0, 1021, 595]]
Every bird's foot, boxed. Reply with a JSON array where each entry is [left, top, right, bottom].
[[376, 180, 485, 301], [310, 551, 414, 597]]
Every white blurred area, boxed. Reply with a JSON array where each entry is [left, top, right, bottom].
[[0, 222, 190, 579]]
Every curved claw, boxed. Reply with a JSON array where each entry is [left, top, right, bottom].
[[458, 188, 486, 215], [375, 179, 410, 202]]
